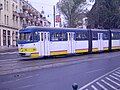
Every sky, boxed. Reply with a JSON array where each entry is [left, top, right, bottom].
[[27, 0, 59, 27]]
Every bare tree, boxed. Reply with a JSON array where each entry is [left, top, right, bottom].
[[57, 0, 86, 28]]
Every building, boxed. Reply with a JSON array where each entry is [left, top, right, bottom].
[[0, 0, 19, 47], [19, 0, 44, 29], [0, 0, 51, 47], [42, 17, 51, 27]]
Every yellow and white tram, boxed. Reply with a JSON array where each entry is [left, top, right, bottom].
[[18, 27, 120, 58], [111, 30, 120, 50]]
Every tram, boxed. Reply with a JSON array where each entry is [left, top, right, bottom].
[[17, 27, 120, 58]]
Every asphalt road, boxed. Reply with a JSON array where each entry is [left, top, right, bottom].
[[0, 51, 120, 90]]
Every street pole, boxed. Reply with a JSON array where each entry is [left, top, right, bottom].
[[53, 5, 55, 27]]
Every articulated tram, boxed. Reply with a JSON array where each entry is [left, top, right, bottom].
[[18, 27, 120, 58]]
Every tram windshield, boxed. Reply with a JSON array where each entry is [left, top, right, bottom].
[[19, 32, 40, 42], [19, 32, 33, 42]]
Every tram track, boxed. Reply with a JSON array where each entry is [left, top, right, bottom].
[[0, 51, 120, 75], [0, 52, 120, 75], [0, 53, 99, 69], [0, 58, 22, 65]]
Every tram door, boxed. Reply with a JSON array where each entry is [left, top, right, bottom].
[[68, 32, 75, 54], [98, 33, 104, 51], [40, 32, 49, 56]]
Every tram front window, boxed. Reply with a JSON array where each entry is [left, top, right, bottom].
[[19, 32, 33, 42]]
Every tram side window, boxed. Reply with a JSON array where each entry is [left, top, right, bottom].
[[103, 33, 108, 40], [59, 32, 67, 41], [33, 32, 39, 42], [76, 32, 82, 40], [48, 33, 50, 40], [75, 32, 88, 40], [92, 32, 98, 40], [112, 33, 119, 39], [41, 33, 43, 41], [117, 33, 119, 39], [51, 32, 59, 41], [82, 32, 88, 40], [118, 33, 120, 39]]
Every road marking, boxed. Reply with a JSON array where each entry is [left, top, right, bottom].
[[16, 84, 33, 89], [96, 82, 108, 90], [79, 67, 120, 90], [109, 75, 120, 81], [101, 79, 117, 90], [112, 73, 120, 78], [105, 77, 120, 86], [86, 68, 105, 74], [116, 71, 120, 75], [91, 85, 98, 90]]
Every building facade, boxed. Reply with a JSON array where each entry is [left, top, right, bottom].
[[0, 0, 19, 47], [0, 0, 51, 47]]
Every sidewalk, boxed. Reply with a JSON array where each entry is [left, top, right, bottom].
[[0, 46, 18, 52]]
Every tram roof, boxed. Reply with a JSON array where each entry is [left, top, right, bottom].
[[90, 29, 109, 32], [19, 27, 88, 33], [110, 29, 120, 32], [19, 26, 114, 33]]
